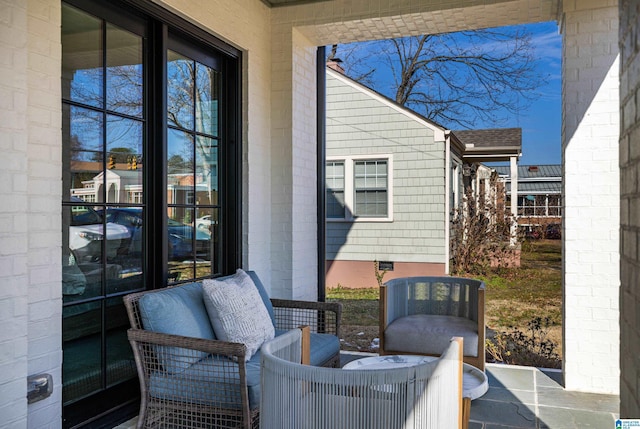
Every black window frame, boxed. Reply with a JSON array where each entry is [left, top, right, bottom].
[[61, 0, 242, 426]]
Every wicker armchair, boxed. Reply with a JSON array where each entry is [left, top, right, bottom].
[[380, 276, 485, 371], [261, 329, 463, 429], [124, 273, 341, 429]]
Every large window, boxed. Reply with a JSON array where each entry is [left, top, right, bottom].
[[517, 194, 562, 217], [61, 1, 240, 426], [326, 155, 392, 221]]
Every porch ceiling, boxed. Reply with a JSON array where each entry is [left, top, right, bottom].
[[281, 0, 561, 45], [263, 0, 329, 6]]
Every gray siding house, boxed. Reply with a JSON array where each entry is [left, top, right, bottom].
[[325, 68, 466, 288]]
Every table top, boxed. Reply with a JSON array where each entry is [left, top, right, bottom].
[[342, 355, 488, 400]]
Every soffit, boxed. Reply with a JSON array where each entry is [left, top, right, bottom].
[[263, 0, 329, 6], [274, 0, 560, 45]]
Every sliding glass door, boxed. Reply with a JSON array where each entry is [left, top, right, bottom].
[[61, 1, 240, 425]]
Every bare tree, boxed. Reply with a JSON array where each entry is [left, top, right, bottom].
[[330, 27, 548, 129]]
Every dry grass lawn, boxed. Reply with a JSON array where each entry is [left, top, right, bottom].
[[327, 239, 563, 365]]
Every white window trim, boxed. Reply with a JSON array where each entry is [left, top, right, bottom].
[[327, 154, 393, 222]]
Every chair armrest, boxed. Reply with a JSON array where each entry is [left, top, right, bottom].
[[127, 328, 255, 427], [270, 299, 341, 336], [127, 328, 248, 360]]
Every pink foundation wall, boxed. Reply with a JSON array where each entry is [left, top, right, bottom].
[[325, 260, 446, 289]]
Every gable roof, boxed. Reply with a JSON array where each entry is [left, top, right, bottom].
[[454, 128, 522, 162], [454, 128, 522, 147]]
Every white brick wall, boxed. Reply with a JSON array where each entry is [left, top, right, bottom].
[[561, 3, 620, 394], [1, 0, 33, 426]]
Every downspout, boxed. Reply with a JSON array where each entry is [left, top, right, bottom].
[[317, 46, 326, 302], [444, 131, 451, 275]]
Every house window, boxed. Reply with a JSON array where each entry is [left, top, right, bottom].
[[354, 160, 388, 217], [61, 0, 240, 425], [326, 161, 345, 218], [326, 155, 393, 221]]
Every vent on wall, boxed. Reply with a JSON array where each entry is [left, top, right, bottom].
[[378, 261, 394, 271]]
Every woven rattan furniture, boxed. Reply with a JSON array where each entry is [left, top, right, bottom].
[[124, 271, 341, 429], [261, 330, 463, 429], [380, 276, 485, 371]]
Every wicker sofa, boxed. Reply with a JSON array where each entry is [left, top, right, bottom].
[[124, 270, 342, 429]]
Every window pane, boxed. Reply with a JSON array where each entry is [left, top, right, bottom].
[[105, 297, 137, 388], [63, 203, 104, 303], [167, 128, 194, 197], [62, 301, 102, 404], [64, 105, 104, 201], [196, 63, 219, 136], [167, 51, 195, 130], [355, 190, 387, 216], [326, 161, 344, 190], [355, 160, 387, 190], [195, 207, 215, 270], [168, 209, 195, 282], [327, 190, 345, 218], [195, 136, 218, 205], [101, 207, 143, 291], [106, 23, 143, 117], [106, 115, 143, 203], [62, 4, 103, 108]]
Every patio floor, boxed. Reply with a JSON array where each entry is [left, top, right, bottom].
[[114, 351, 619, 429]]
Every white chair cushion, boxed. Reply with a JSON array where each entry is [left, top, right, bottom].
[[202, 269, 275, 361], [384, 314, 478, 357]]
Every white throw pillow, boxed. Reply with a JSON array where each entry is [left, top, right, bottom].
[[202, 269, 275, 361]]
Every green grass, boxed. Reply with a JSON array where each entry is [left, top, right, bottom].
[[327, 286, 378, 327], [326, 239, 563, 358], [483, 240, 562, 331]]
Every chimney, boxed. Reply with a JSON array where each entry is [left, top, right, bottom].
[[327, 57, 345, 74]]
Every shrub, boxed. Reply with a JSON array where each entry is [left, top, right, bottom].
[[450, 187, 517, 275], [485, 317, 561, 368]]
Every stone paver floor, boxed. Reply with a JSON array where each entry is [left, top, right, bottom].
[[114, 353, 620, 429]]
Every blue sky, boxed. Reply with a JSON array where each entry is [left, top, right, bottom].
[[486, 21, 562, 166], [336, 21, 563, 166]]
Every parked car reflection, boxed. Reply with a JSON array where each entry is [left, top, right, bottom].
[[69, 199, 130, 263], [101, 208, 211, 260]]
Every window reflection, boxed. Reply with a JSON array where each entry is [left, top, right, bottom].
[[106, 23, 143, 117]]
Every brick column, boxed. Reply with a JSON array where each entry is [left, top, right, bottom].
[[0, 1, 30, 426], [269, 25, 319, 301], [619, 0, 640, 416], [561, 1, 620, 394]]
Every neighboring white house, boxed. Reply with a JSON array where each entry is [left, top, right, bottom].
[[494, 164, 563, 236], [325, 68, 521, 288]]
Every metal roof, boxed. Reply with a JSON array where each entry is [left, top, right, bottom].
[[494, 164, 562, 179], [505, 181, 561, 194], [494, 164, 562, 194]]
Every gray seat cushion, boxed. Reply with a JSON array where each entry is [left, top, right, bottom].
[[384, 314, 478, 357], [275, 328, 339, 367], [149, 351, 263, 410]]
